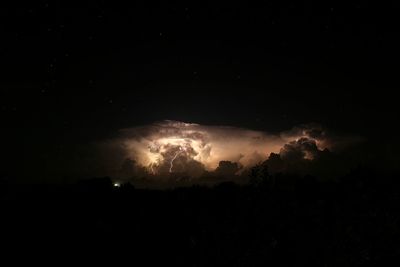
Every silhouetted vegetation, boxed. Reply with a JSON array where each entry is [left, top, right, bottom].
[[1, 169, 400, 265]]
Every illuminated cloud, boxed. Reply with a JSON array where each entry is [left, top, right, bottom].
[[113, 120, 352, 177]]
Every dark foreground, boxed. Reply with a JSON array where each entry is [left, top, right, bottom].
[[1, 170, 400, 266]]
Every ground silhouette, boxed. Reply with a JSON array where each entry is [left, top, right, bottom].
[[1, 167, 400, 265]]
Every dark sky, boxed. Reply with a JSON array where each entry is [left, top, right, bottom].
[[1, 1, 399, 180]]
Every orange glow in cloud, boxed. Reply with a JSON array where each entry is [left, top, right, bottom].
[[118, 121, 336, 175]]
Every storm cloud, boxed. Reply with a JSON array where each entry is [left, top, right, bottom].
[[100, 120, 359, 181]]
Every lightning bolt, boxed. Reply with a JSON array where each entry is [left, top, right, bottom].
[[149, 163, 155, 174], [169, 147, 184, 173]]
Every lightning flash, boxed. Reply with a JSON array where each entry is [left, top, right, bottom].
[[118, 121, 339, 176]]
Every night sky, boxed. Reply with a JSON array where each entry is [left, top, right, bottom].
[[2, 1, 399, 182]]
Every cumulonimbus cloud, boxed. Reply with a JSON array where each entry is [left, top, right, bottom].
[[113, 120, 356, 177]]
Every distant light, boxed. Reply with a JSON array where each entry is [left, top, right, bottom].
[[113, 183, 121, 188]]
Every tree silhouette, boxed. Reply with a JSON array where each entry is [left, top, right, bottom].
[[214, 161, 240, 177], [249, 162, 272, 187]]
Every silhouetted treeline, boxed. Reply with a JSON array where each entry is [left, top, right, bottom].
[[1, 169, 400, 265]]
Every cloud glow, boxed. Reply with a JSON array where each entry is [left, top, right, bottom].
[[118, 121, 336, 176]]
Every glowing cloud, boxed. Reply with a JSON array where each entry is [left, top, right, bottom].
[[117, 120, 343, 176]]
